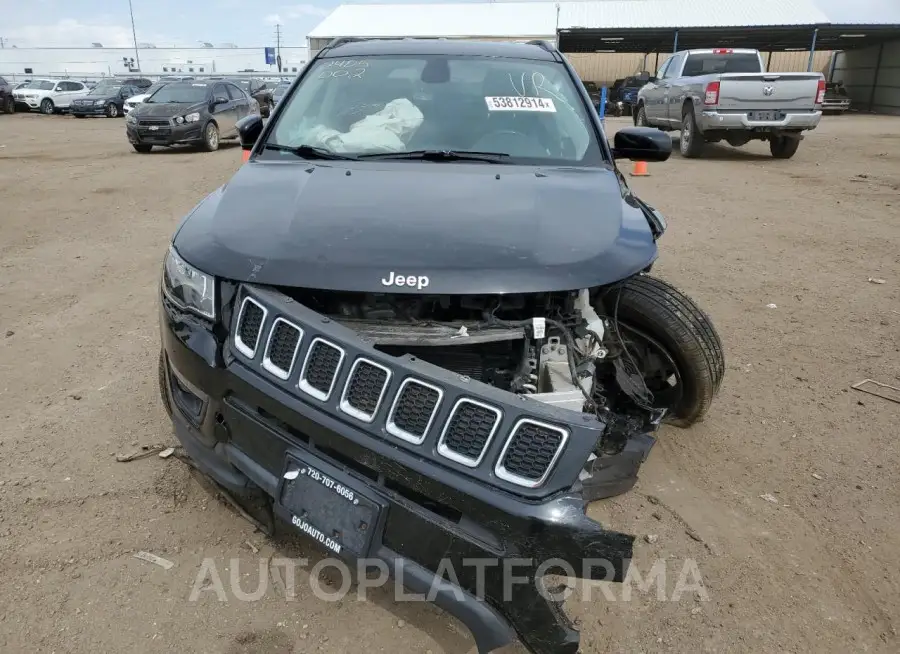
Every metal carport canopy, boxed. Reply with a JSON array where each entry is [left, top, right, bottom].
[[558, 24, 900, 54]]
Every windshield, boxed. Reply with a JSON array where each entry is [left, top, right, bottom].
[[142, 82, 166, 96], [88, 85, 122, 96], [31, 81, 56, 91], [146, 82, 209, 104], [267, 55, 603, 165], [274, 82, 290, 93]]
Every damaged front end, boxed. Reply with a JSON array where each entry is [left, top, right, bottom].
[[160, 280, 683, 654]]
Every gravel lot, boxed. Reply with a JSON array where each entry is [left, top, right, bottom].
[[0, 112, 898, 654]]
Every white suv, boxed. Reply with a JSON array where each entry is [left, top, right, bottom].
[[13, 78, 89, 114]]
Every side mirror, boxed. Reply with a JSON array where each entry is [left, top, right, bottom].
[[612, 127, 671, 162], [212, 96, 228, 106], [236, 114, 264, 150]]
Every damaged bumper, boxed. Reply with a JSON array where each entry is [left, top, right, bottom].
[[159, 282, 650, 653]]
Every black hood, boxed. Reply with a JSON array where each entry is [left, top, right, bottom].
[[173, 161, 658, 295], [133, 101, 205, 118]]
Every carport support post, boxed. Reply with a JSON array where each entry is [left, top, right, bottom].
[[599, 85, 607, 125], [869, 41, 885, 112], [673, 30, 679, 53], [807, 28, 818, 72]]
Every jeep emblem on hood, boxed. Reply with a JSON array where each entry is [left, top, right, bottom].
[[382, 271, 430, 290]]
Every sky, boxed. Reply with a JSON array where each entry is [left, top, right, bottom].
[[0, 0, 897, 48]]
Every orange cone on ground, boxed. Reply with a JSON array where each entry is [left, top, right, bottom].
[[630, 160, 649, 176], [241, 149, 251, 162]]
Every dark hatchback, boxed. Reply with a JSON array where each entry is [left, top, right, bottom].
[[71, 82, 142, 118], [126, 80, 255, 153], [227, 78, 273, 116], [159, 38, 723, 654]]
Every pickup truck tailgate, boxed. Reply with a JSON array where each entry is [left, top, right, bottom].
[[716, 73, 822, 112]]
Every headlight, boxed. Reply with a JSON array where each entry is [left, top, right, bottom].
[[184, 112, 200, 123], [162, 246, 216, 319], [126, 113, 136, 123], [95, 100, 105, 105], [174, 116, 184, 124]]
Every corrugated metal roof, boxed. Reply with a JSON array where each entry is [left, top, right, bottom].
[[558, 0, 831, 30], [308, 3, 557, 39]]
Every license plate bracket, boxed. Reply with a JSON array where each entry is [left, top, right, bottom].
[[748, 110, 782, 122], [276, 452, 385, 558]]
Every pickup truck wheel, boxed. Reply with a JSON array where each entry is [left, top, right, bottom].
[[635, 105, 648, 127], [610, 274, 725, 427], [769, 136, 800, 159], [679, 109, 705, 158], [40, 98, 54, 115]]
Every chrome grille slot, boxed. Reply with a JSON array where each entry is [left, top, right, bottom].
[[437, 399, 502, 467], [298, 337, 345, 401], [262, 318, 303, 380], [495, 419, 568, 488], [339, 358, 392, 423], [386, 379, 443, 444], [234, 297, 267, 359]]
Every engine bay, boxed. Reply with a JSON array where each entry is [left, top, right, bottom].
[[282, 286, 670, 458]]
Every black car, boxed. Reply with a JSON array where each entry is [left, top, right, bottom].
[[227, 78, 272, 116], [271, 80, 291, 107], [616, 73, 653, 115], [0, 76, 14, 114], [126, 80, 255, 153], [71, 82, 141, 118], [158, 38, 723, 654]]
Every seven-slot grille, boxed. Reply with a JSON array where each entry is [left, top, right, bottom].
[[437, 399, 502, 467], [339, 359, 391, 423], [386, 379, 443, 444], [298, 337, 345, 401], [496, 419, 569, 488], [234, 295, 571, 487], [262, 318, 303, 380], [234, 298, 267, 358]]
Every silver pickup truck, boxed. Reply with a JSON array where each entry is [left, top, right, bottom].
[[635, 48, 825, 159]]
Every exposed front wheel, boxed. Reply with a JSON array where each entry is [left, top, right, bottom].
[[610, 275, 725, 427], [634, 104, 648, 127], [769, 135, 800, 159], [679, 109, 705, 158], [40, 98, 54, 115], [202, 122, 219, 152], [106, 103, 119, 118]]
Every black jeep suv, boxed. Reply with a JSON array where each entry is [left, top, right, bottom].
[[159, 38, 724, 654]]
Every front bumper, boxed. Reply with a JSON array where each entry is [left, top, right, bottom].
[[159, 281, 646, 654], [127, 121, 203, 146], [699, 109, 822, 132], [14, 96, 42, 110], [71, 104, 108, 116]]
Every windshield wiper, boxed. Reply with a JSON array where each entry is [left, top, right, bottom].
[[264, 143, 359, 161], [358, 149, 510, 163]]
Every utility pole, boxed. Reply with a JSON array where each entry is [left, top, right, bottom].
[[127, 0, 142, 72], [275, 24, 282, 72], [0, 37, 7, 49]]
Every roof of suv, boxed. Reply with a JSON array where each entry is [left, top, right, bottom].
[[320, 38, 558, 62]]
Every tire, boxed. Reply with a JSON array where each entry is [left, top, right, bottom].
[[106, 103, 119, 118], [610, 275, 725, 427], [2, 96, 13, 114], [132, 144, 153, 153], [202, 121, 220, 152], [679, 107, 705, 158], [769, 136, 800, 159], [40, 98, 54, 115], [634, 104, 648, 127], [74, 114, 86, 119]]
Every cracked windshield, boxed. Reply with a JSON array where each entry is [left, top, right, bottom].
[[270, 55, 599, 163]]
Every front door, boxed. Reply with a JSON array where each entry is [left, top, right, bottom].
[[210, 83, 238, 136]]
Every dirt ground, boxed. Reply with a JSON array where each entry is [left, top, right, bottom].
[[0, 112, 898, 654]]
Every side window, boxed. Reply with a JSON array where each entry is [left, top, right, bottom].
[[224, 84, 239, 100], [656, 57, 672, 79], [213, 84, 228, 101], [0, 77, 6, 86], [664, 53, 684, 78], [54, 82, 67, 92]]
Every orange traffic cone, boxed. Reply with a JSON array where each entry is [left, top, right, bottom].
[[241, 149, 251, 162], [629, 160, 649, 177]]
